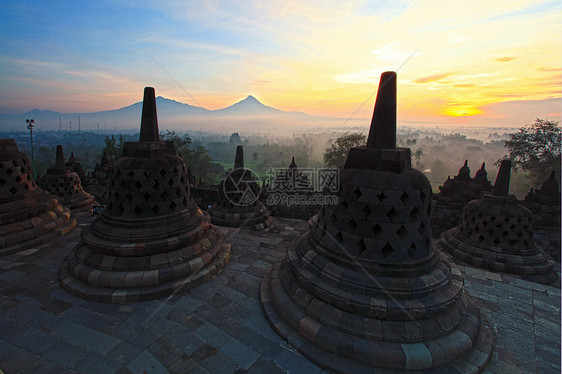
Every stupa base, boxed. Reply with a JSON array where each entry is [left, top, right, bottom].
[[437, 229, 559, 286], [0, 205, 77, 257], [260, 257, 494, 374], [59, 241, 231, 303]]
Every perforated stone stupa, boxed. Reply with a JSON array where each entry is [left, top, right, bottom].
[[432, 161, 492, 236], [209, 145, 274, 230], [86, 152, 113, 204], [260, 72, 493, 373], [59, 87, 231, 303], [0, 139, 76, 256], [436, 160, 558, 285], [41, 145, 95, 214], [523, 171, 561, 261]]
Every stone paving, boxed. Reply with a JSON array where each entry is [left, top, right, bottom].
[[0, 214, 560, 373]]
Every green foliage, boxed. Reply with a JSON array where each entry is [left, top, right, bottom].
[[497, 118, 561, 185], [102, 135, 125, 160], [160, 130, 224, 184], [323, 132, 366, 167], [229, 132, 242, 145]]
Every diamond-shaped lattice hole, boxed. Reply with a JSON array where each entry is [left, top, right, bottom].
[[509, 239, 518, 246], [182, 197, 188, 207], [143, 192, 151, 201], [167, 178, 174, 186], [477, 235, 485, 242], [144, 169, 152, 178], [161, 190, 169, 200], [24, 184, 29, 190], [173, 168, 179, 176], [377, 191, 386, 202], [357, 239, 367, 253], [410, 206, 420, 219], [9, 186, 17, 194], [478, 213, 483, 218], [347, 219, 358, 230], [400, 192, 409, 204], [493, 238, 501, 246], [352, 187, 361, 200], [381, 243, 393, 258], [152, 180, 160, 189], [396, 225, 407, 238], [0, 178, 5, 186], [482, 220, 488, 226], [495, 224, 502, 229], [418, 222, 426, 235], [19, 167, 25, 173], [419, 190, 426, 203], [329, 213, 337, 226], [474, 226, 480, 232], [175, 187, 181, 197], [134, 180, 142, 190], [502, 231, 508, 238], [487, 229, 494, 235], [134, 205, 142, 216], [490, 216, 496, 222], [386, 207, 397, 221], [516, 231, 523, 238], [118, 204, 125, 215], [127, 170, 135, 178], [180, 175, 185, 183], [6, 168, 13, 175], [407, 244, 417, 258], [170, 201, 177, 211], [152, 204, 160, 215], [341, 200, 349, 209], [523, 225, 529, 230], [372, 224, 382, 236], [11, 160, 17, 167], [115, 170, 121, 178], [335, 232, 344, 243], [361, 205, 371, 218], [125, 193, 133, 202], [426, 205, 431, 216], [516, 217, 522, 223], [160, 169, 166, 178]]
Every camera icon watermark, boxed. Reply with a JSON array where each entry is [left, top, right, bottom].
[[222, 167, 262, 206]]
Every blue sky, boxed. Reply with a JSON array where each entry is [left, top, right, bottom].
[[0, 0, 560, 127]]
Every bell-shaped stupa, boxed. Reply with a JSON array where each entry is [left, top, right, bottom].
[[436, 160, 558, 285], [208, 145, 274, 230], [523, 171, 561, 261], [260, 72, 493, 373], [432, 161, 492, 236], [0, 139, 76, 256], [41, 145, 96, 214], [59, 87, 231, 303]]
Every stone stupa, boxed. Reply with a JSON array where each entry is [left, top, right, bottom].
[[208, 145, 274, 230], [59, 87, 231, 303], [41, 145, 96, 214], [523, 171, 561, 261], [432, 161, 492, 236], [260, 72, 493, 373], [436, 160, 558, 285], [0, 139, 76, 256]]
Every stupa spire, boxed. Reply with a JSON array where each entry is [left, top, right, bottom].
[[234, 145, 244, 169], [493, 159, 511, 196], [366, 71, 396, 149], [139, 87, 159, 142], [55, 145, 65, 169]]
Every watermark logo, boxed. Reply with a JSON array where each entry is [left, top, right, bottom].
[[223, 167, 262, 206]]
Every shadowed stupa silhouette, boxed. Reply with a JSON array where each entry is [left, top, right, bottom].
[[436, 160, 558, 285], [208, 145, 274, 230], [59, 87, 231, 303], [41, 145, 95, 214], [0, 139, 77, 256], [260, 72, 493, 373]]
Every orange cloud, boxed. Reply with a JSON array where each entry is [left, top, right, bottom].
[[415, 73, 451, 84], [495, 57, 516, 62]]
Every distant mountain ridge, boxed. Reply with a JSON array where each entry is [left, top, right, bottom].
[[0, 95, 366, 133]]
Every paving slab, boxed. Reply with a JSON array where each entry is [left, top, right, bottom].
[[0, 215, 559, 373]]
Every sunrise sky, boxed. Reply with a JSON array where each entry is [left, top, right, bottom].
[[1, 0, 561, 127]]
